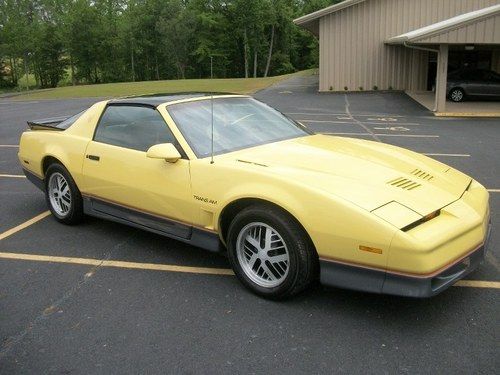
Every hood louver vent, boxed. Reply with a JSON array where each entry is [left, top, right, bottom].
[[387, 177, 421, 191], [411, 168, 434, 181]]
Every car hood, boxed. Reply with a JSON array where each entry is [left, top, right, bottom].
[[221, 134, 471, 216]]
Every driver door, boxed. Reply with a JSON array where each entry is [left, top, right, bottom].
[[81, 104, 195, 238]]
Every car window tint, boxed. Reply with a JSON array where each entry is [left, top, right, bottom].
[[56, 109, 87, 129], [460, 70, 474, 80], [469, 70, 488, 80], [483, 71, 499, 81], [94, 106, 176, 152], [477, 70, 489, 80]]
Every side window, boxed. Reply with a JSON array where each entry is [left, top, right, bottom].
[[94, 105, 176, 152], [484, 71, 500, 82]]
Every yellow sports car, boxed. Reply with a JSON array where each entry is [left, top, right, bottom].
[[18, 94, 490, 299]]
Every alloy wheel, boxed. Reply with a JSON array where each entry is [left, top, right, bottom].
[[450, 89, 464, 102], [236, 222, 290, 288], [48, 172, 72, 217]]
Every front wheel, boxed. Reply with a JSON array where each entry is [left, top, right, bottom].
[[227, 205, 318, 299], [45, 163, 84, 225]]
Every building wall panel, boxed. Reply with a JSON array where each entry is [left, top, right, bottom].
[[318, 0, 500, 92]]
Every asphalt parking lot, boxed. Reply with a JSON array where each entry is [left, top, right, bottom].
[[1, 76, 499, 374]]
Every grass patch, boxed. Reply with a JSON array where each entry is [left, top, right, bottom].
[[11, 69, 316, 100]]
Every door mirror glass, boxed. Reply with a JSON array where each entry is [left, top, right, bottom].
[[146, 143, 181, 163]]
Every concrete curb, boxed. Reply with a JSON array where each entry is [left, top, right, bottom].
[[434, 112, 500, 118]]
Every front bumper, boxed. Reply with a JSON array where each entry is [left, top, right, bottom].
[[320, 223, 490, 297]]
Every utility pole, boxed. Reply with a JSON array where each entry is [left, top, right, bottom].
[[210, 56, 213, 79], [131, 37, 135, 82], [24, 52, 29, 91]]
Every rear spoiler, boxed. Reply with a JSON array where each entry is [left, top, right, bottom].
[[27, 116, 69, 131]]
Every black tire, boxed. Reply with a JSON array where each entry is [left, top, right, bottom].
[[44, 163, 84, 225], [227, 204, 318, 299], [449, 87, 465, 102]]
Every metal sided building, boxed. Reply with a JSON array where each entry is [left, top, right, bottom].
[[294, 0, 500, 112]]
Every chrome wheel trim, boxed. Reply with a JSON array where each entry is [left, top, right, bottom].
[[48, 172, 72, 217], [451, 89, 463, 102], [236, 222, 290, 288]]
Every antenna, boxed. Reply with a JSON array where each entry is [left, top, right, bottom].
[[210, 93, 214, 164]]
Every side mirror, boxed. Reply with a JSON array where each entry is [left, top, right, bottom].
[[146, 143, 181, 163]]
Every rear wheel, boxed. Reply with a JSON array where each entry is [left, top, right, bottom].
[[227, 205, 318, 299], [45, 163, 83, 225], [449, 88, 465, 102]]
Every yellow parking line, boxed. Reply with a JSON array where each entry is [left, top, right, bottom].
[[0, 211, 51, 241], [423, 153, 470, 157], [0, 251, 498, 289], [454, 280, 500, 289], [0, 174, 26, 178], [0, 251, 234, 276]]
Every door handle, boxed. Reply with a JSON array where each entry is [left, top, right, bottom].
[[86, 154, 100, 161]]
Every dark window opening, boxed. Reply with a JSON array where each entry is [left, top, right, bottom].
[[94, 105, 176, 152]]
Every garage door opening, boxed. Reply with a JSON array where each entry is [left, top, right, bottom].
[[427, 48, 498, 91]]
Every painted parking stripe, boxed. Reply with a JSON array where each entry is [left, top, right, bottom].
[[299, 119, 420, 126], [454, 280, 500, 289], [298, 120, 355, 124], [488, 189, 500, 193], [0, 145, 19, 148], [363, 122, 420, 126], [285, 112, 405, 117], [0, 252, 234, 276], [352, 114, 405, 118], [0, 211, 51, 241], [423, 153, 470, 157], [0, 101, 40, 105], [324, 132, 439, 138], [0, 251, 498, 289], [0, 174, 26, 178]]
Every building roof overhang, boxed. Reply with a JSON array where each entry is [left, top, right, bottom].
[[293, 0, 367, 35], [385, 4, 500, 45]]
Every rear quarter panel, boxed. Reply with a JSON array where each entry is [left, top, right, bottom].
[[18, 101, 107, 187], [19, 131, 90, 187]]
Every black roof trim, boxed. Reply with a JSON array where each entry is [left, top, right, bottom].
[[109, 92, 240, 107]]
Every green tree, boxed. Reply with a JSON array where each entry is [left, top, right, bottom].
[[33, 22, 67, 88], [0, 0, 342, 89]]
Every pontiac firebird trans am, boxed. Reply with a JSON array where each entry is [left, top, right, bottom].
[[19, 94, 491, 299]]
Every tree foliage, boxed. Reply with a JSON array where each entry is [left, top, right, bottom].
[[0, 0, 341, 89]]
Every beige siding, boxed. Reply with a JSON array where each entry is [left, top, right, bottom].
[[318, 0, 500, 92], [415, 14, 500, 44]]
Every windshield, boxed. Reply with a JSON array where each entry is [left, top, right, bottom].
[[167, 97, 311, 158]]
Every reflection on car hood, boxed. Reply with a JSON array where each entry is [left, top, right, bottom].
[[222, 134, 471, 215]]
